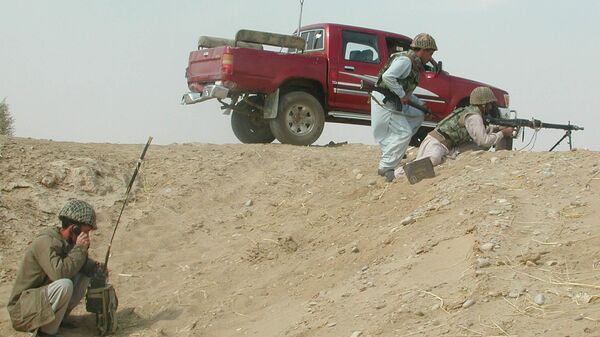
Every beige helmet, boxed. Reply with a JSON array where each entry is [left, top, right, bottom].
[[59, 199, 97, 229], [470, 86, 497, 105], [410, 33, 438, 51]]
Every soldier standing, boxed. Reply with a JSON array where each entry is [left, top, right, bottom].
[[409, 86, 513, 169], [7, 199, 104, 337], [372, 33, 438, 182]]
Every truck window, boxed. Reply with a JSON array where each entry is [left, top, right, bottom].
[[301, 29, 324, 51], [424, 60, 436, 72], [384, 37, 410, 57], [342, 30, 380, 64], [289, 29, 325, 53]]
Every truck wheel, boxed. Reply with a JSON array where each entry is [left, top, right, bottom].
[[231, 99, 275, 144], [409, 127, 431, 147], [270, 91, 325, 146]]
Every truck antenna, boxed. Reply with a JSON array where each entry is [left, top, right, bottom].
[[297, 0, 304, 36]]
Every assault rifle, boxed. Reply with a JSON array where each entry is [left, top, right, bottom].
[[484, 116, 584, 151], [85, 136, 152, 335], [342, 72, 434, 115], [359, 77, 433, 115]]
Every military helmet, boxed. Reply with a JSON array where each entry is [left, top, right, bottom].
[[470, 86, 498, 105], [59, 199, 97, 229], [411, 33, 438, 51]]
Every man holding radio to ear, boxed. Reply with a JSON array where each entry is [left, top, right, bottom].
[[7, 199, 105, 337]]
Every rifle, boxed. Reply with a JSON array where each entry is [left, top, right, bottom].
[[484, 116, 584, 151], [341, 72, 433, 115], [359, 78, 432, 115], [85, 136, 153, 335]]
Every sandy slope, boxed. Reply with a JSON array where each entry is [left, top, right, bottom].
[[1, 136, 599, 337]]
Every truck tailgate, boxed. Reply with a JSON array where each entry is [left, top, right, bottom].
[[186, 47, 227, 83], [186, 47, 327, 93]]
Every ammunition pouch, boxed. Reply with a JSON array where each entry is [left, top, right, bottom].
[[86, 275, 118, 335]]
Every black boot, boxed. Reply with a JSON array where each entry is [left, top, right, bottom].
[[384, 170, 395, 182], [377, 168, 392, 176]]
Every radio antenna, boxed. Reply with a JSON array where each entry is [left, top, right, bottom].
[[297, 0, 304, 36], [103, 136, 152, 268]]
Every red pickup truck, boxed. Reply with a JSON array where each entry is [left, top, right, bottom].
[[182, 23, 511, 146]]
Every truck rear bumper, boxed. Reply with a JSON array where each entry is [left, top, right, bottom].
[[181, 84, 229, 105]]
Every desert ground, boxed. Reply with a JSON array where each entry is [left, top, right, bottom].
[[1, 136, 599, 337]]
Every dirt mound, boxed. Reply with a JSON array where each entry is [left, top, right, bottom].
[[1, 136, 599, 337]]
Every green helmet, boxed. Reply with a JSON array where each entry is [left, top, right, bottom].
[[470, 86, 497, 105], [410, 33, 438, 51], [59, 199, 97, 229]]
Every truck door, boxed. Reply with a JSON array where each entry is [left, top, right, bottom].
[[332, 30, 382, 113], [416, 60, 451, 121]]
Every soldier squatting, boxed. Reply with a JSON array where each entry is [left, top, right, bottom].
[[7, 200, 106, 337]]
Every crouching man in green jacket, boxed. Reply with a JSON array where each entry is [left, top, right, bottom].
[[7, 199, 104, 337]]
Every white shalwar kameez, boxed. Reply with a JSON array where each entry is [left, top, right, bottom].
[[371, 56, 425, 172]]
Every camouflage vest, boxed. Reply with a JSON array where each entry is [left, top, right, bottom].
[[376, 50, 421, 95], [435, 105, 481, 147]]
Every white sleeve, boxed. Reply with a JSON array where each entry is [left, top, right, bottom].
[[409, 93, 425, 108], [464, 114, 504, 147], [381, 56, 411, 99]]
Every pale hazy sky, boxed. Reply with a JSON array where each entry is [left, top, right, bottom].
[[1, 0, 598, 151]]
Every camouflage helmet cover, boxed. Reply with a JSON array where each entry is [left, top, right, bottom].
[[59, 199, 97, 229], [470, 86, 498, 105], [411, 33, 438, 51]]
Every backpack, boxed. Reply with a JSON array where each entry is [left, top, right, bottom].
[[86, 275, 118, 335]]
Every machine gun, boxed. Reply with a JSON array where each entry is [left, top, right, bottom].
[[484, 116, 584, 151], [85, 136, 152, 335]]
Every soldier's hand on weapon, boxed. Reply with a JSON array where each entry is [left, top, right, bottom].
[[501, 127, 514, 137], [422, 103, 432, 115], [421, 105, 433, 119], [76, 232, 90, 250], [400, 95, 409, 105]]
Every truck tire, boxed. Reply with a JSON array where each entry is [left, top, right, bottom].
[[409, 126, 432, 147], [231, 99, 275, 144], [269, 91, 325, 146]]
